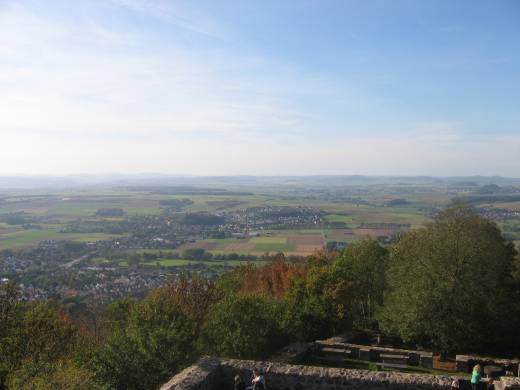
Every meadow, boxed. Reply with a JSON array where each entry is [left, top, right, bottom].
[[117, 258, 266, 268], [0, 228, 126, 250]]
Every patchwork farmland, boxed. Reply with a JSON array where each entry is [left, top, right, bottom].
[[2, 178, 520, 256], [177, 227, 403, 256], [2, 177, 520, 305]]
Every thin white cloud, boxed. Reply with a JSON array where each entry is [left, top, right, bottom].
[[109, 0, 223, 38], [0, 1, 518, 176], [0, 2, 315, 141]]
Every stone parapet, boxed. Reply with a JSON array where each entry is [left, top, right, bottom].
[[160, 357, 221, 390], [220, 359, 453, 389], [161, 357, 520, 390]]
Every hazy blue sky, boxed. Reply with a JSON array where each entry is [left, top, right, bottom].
[[1, 0, 519, 176]]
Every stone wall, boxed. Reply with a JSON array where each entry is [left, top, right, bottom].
[[496, 377, 520, 390], [220, 359, 452, 389], [161, 358, 520, 390], [456, 355, 520, 375]]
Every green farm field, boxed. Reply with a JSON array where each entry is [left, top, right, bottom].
[[178, 225, 409, 256], [0, 229, 126, 250], [323, 214, 357, 227], [179, 231, 326, 256], [117, 258, 266, 268]]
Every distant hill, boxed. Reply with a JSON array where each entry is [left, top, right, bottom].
[[1, 174, 520, 190]]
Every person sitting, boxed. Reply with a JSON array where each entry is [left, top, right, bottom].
[[487, 378, 495, 390], [451, 378, 460, 390], [251, 368, 267, 390], [234, 374, 246, 390]]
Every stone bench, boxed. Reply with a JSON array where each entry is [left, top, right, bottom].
[[380, 354, 409, 365], [320, 346, 352, 356], [376, 362, 408, 370], [316, 338, 432, 368]]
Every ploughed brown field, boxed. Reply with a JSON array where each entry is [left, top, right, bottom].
[[287, 235, 324, 246]]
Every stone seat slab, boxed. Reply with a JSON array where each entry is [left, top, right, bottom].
[[380, 354, 409, 360], [376, 362, 409, 370], [320, 347, 352, 355]]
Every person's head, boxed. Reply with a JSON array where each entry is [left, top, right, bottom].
[[234, 375, 241, 383], [253, 368, 259, 376], [473, 364, 481, 373], [488, 378, 494, 384]]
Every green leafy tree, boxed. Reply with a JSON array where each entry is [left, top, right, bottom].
[[0, 293, 80, 388], [0, 299, 76, 373], [378, 204, 518, 354], [331, 239, 388, 329], [19, 303, 77, 368], [200, 294, 287, 359], [282, 280, 341, 341], [103, 297, 137, 333], [214, 264, 253, 295], [91, 292, 196, 390], [7, 360, 101, 390], [90, 333, 143, 390], [0, 281, 22, 370]]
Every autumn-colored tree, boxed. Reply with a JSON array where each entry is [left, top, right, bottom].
[[239, 255, 305, 297], [149, 273, 219, 328]]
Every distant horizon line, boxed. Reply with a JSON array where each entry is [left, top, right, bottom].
[[1, 173, 520, 179], [0, 173, 520, 178]]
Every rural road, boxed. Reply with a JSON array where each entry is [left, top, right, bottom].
[[61, 252, 96, 269]]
